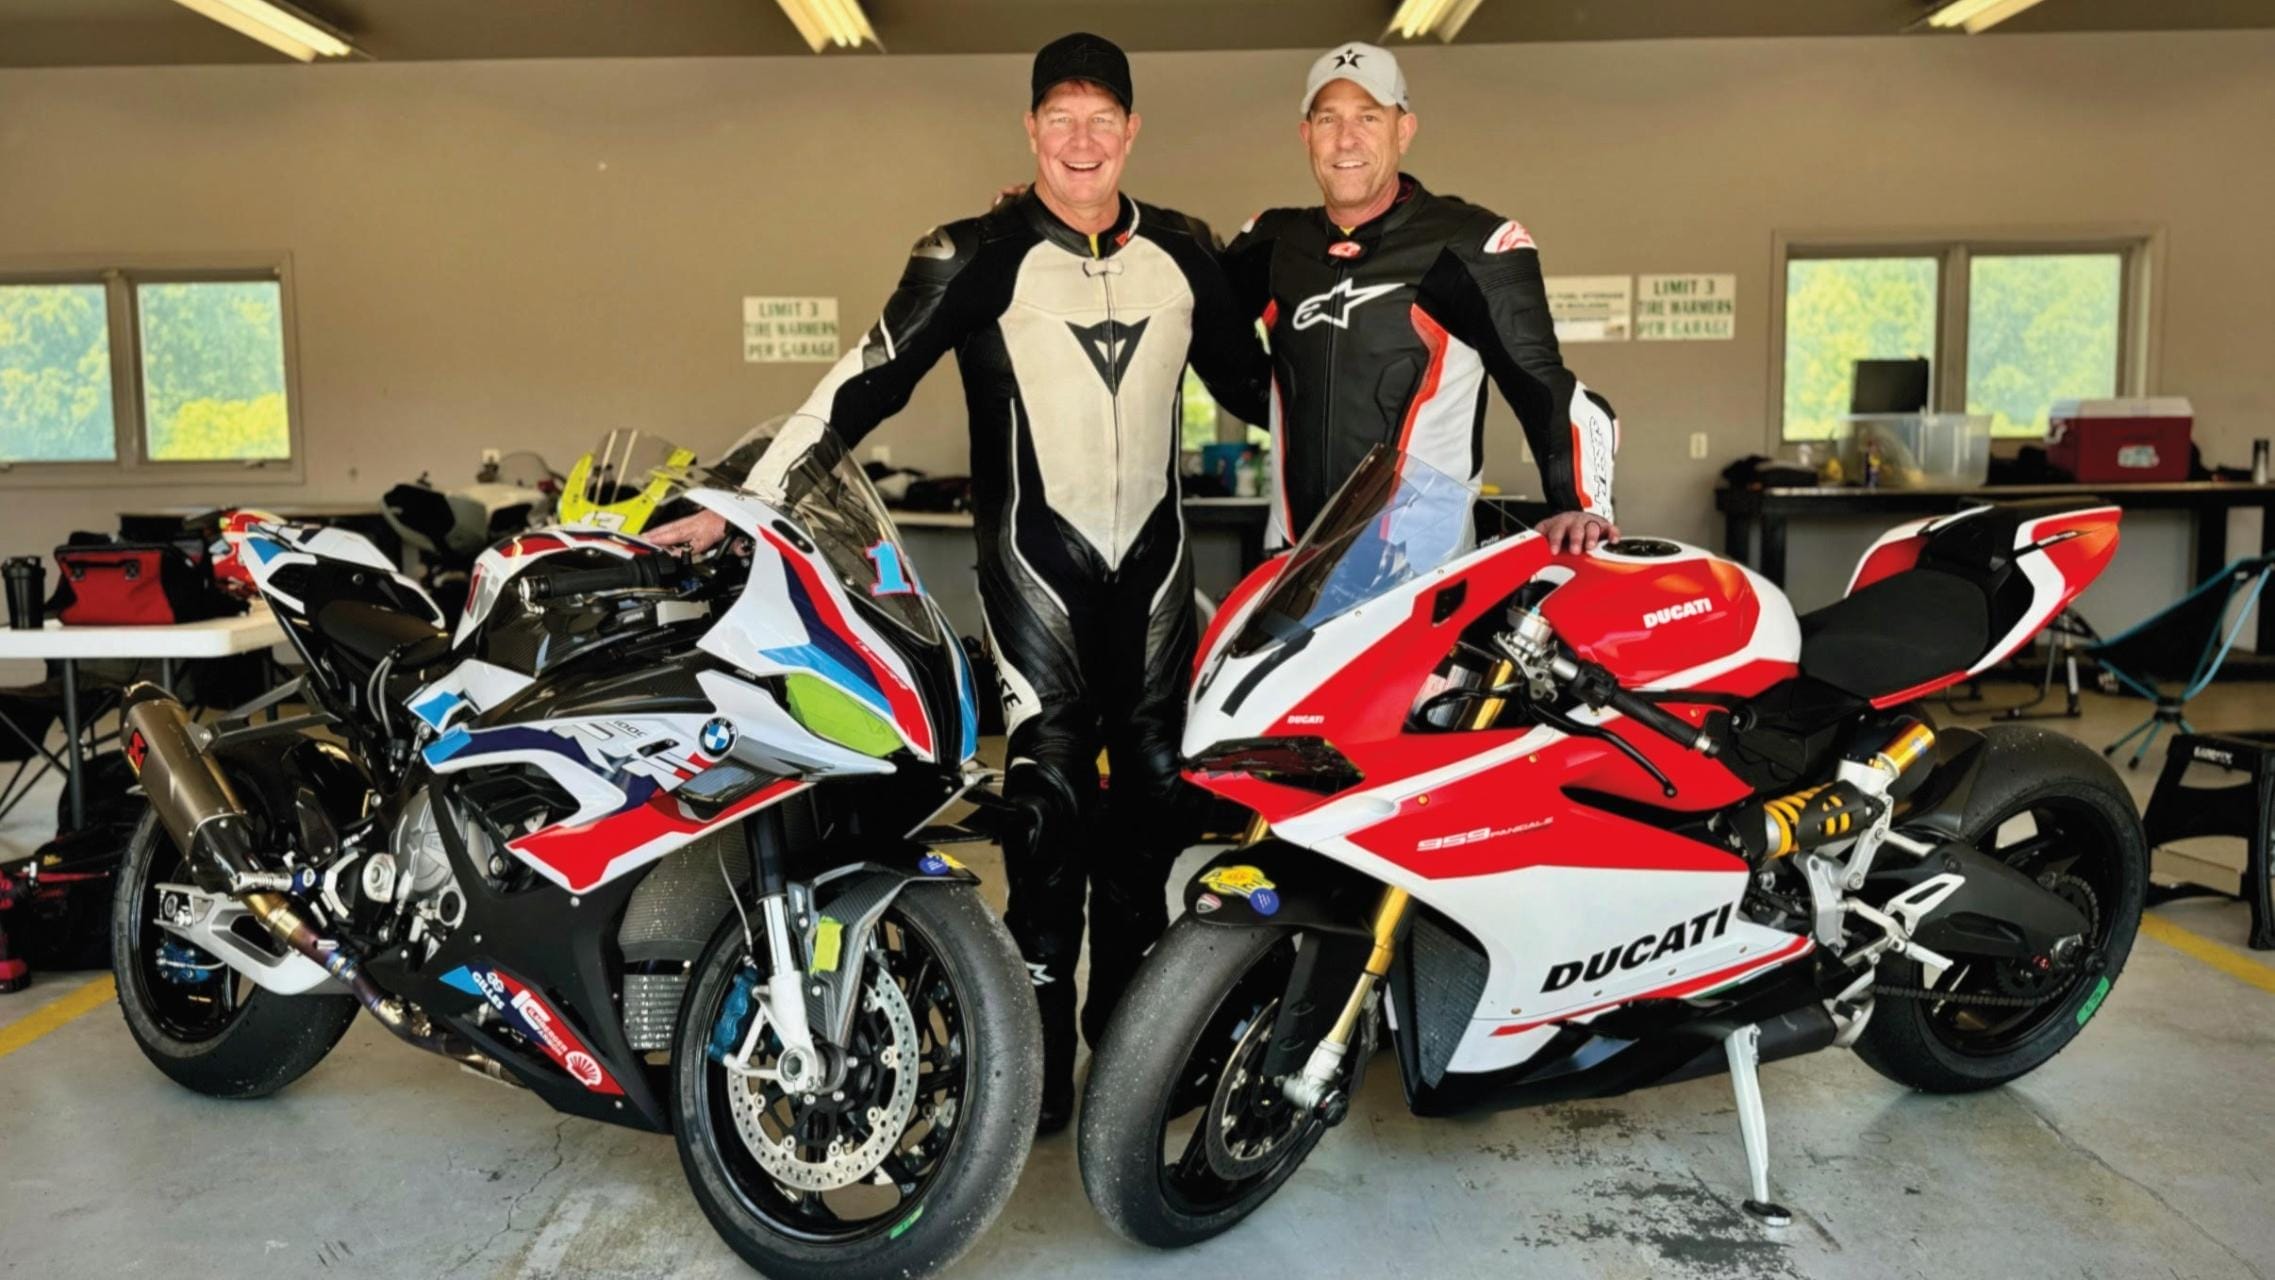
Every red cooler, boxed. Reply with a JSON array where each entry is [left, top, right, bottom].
[[2048, 397, 2194, 484]]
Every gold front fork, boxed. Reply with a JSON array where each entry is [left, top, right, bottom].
[[1283, 659, 1512, 1113]]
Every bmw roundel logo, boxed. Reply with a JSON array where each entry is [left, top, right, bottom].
[[700, 718, 737, 756]]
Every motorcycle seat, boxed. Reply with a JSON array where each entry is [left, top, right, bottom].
[[1798, 498, 2105, 701], [1798, 568, 1990, 701], [312, 599, 451, 672]]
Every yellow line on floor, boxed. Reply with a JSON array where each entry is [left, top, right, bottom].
[[2141, 914, 2275, 996], [0, 975, 115, 1061]]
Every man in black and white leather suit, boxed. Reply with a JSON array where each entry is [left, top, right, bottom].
[[650, 33, 1268, 1132]]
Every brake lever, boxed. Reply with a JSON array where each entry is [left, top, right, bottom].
[[1530, 698, 1679, 798]]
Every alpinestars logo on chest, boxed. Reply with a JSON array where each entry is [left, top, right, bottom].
[[1067, 317, 1150, 389], [1292, 279, 1402, 330]]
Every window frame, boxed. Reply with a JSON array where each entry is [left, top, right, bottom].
[[0, 252, 307, 486], [1767, 227, 2163, 446]]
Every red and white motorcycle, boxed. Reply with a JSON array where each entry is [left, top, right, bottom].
[[1079, 446, 2144, 1244]]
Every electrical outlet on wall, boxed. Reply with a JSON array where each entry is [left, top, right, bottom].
[[1689, 432, 1708, 460]]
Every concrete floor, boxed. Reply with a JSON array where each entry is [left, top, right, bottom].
[[4, 686, 2274, 1279]]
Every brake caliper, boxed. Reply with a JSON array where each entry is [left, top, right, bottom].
[[707, 966, 762, 1064]]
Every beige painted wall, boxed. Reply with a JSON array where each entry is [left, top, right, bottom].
[[1, 31, 2270, 583]]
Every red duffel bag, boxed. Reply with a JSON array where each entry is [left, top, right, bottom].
[[50, 539, 244, 626]]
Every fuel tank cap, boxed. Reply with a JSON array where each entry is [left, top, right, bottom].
[[1599, 538, 1682, 558]]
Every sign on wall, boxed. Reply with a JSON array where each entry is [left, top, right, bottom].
[[1635, 274, 1736, 341], [742, 297, 839, 362], [1544, 275, 1632, 343]]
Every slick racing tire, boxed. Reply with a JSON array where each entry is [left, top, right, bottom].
[[111, 811, 359, 1099], [672, 882, 1039, 1280], [1855, 725, 2147, 1093], [1080, 917, 1344, 1249]]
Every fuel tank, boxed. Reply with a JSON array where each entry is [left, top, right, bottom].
[[1536, 538, 1799, 688]]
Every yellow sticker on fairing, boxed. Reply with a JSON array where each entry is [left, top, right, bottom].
[[1199, 865, 1275, 899], [811, 917, 844, 973]]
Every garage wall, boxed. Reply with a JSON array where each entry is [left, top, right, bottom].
[[1, 31, 2270, 598]]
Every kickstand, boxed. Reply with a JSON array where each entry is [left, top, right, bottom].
[[1724, 1023, 1793, 1228]]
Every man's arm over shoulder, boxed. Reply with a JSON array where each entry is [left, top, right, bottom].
[[1416, 208, 1619, 523], [1145, 204, 1270, 428], [726, 217, 1000, 479]]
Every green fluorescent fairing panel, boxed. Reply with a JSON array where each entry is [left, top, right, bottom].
[[783, 673, 901, 758]]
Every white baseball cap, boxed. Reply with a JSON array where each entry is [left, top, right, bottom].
[[1302, 42, 1409, 116]]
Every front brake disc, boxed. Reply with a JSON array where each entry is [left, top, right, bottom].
[[725, 967, 920, 1192]]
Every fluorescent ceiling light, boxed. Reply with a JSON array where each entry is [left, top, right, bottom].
[[1385, 0, 1488, 43], [1927, 0, 2052, 34], [775, 0, 881, 52], [170, 0, 356, 61]]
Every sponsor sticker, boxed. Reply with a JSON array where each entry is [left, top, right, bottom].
[[1327, 239, 1365, 261], [699, 717, 737, 756], [1199, 865, 1277, 900], [1195, 892, 1223, 915], [917, 850, 965, 877], [445, 963, 626, 1096]]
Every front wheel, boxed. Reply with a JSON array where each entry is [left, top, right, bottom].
[[671, 883, 1039, 1280], [1080, 917, 1358, 1249], [1855, 724, 2147, 1092]]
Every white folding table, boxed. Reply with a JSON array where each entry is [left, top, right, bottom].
[[0, 606, 287, 829]]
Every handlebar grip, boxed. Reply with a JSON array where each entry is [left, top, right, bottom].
[[518, 555, 670, 602], [1606, 686, 1719, 756]]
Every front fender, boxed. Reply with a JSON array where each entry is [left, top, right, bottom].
[[801, 845, 982, 1046], [1182, 839, 1381, 936]]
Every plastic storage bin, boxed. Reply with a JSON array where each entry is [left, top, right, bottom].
[[1839, 414, 1992, 489]]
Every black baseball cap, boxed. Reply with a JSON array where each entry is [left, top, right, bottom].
[[1031, 32, 1133, 113]]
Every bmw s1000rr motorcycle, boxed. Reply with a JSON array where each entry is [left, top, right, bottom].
[[112, 431, 1039, 1279], [1080, 446, 2144, 1245]]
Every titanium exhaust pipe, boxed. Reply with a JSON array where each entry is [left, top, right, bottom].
[[120, 684, 502, 1075]]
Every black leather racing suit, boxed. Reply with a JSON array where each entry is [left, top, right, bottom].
[[743, 192, 1267, 1094], [1225, 174, 1618, 547]]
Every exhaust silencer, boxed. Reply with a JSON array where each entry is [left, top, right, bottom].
[[121, 684, 265, 893], [121, 685, 501, 1072]]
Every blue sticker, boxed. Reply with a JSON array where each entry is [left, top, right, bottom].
[[421, 727, 473, 767], [918, 853, 949, 876], [1249, 888, 1281, 918], [440, 965, 482, 996], [410, 691, 466, 730], [700, 717, 737, 756]]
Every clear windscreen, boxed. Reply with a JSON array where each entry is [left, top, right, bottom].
[[1229, 447, 1518, 658], [693, 424, 940, 645], [577, 431, 685, 508]]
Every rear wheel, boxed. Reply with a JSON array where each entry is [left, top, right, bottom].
[[110, 811, 358, 1098], [671, 883, 1039, 1280], [1079, 918, 1362, 1248], [1855, 725, 2146, 1092]]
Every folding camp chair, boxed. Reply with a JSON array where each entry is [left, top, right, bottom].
[[2092, 553, 2275, 768]]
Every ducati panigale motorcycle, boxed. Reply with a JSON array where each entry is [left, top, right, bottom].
[[110, 431, 1039, 1279], [1080, 446, 2146, 1245]]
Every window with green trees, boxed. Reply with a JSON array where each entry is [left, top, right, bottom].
[[1966, 254, 2121, 436], [0, 269, 295, 470], [1780, 241, 2135, 443]]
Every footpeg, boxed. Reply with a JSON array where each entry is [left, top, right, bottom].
[[1724, 1023, 1793, 1229]]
